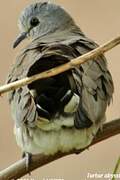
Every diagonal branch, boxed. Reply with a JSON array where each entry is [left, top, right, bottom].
[[0, 36, 120, 95], [0, 118, 120, 179]]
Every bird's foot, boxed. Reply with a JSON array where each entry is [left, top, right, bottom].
[[22, 152, 32, 175]]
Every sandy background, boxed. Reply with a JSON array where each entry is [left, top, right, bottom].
[[0, 0, 120, 179]]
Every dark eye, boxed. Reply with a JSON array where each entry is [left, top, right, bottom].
[[30, 17, 40, 27]]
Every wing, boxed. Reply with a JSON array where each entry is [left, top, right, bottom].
[[71, 38, 114, 128], [7, 50, 40, 127], [7, 43, 78, 128], [7, 38, 114, 130]]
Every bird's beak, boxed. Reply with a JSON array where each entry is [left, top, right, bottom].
[[13, 31, 28, 48]]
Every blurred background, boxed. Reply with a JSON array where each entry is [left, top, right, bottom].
[[0, 0, 120, 179]]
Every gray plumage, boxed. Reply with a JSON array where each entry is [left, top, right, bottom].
[[7, 1, 114, 155]]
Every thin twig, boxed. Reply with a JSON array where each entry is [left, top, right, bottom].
[[0, 118, 120, 180], [0, 36, 120, 95]]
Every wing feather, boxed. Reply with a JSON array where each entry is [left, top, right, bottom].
[[72, 39, 114, 128]]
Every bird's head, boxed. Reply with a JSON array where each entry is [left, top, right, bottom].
[[13, 1, 77, 48]]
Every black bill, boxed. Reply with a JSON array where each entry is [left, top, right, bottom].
[[13, 31, 28, 48]]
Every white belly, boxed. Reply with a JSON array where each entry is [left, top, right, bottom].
[[14, 115, 103, 155]]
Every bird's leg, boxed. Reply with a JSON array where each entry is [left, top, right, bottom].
[[22, 152, 32, 175]]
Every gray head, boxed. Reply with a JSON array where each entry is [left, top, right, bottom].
[[13, 1, 79, 48]]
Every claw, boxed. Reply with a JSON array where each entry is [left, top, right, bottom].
[[22, 152, 32, 175]]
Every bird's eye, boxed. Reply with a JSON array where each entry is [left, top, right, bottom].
[[30, 17, 40, 27]]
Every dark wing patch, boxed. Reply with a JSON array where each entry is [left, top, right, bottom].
[[27, 44, 78, 119]]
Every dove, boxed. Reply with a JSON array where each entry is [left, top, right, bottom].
[[7, 1, 114, 159]]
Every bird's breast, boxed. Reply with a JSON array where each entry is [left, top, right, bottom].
[[14, 115, 101, 155]]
